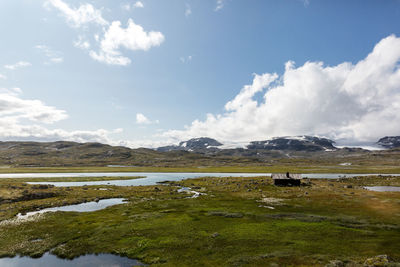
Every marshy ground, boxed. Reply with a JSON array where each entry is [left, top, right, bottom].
[[0, 175, 399, 266]]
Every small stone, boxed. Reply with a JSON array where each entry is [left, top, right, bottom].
[[211, 232, 219, 238]]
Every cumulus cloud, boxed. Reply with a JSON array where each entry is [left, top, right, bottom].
[[46, 0, 164, 66], [35, 45, 64, 64], [0, 90, 67, 124], [136, 113, 159, 125], [89, 19, 164, 65], [136, 113, 150, 124], [133, 1, 144, 8], [0, 88, 127, 145], [45, 0, 108, 27], [4, 61, 32, 70], [162, 35, 400, 145]]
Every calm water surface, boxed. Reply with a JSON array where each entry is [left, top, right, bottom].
[[0, 253, 144, 267], [0, 172, 399, 187], [364, 186, 400, 192], [17, 198, 126, 219]]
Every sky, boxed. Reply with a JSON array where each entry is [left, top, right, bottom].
[[1, 0, 400, 148]]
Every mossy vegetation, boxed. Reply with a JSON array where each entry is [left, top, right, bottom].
[[0, 175, 399, 266]]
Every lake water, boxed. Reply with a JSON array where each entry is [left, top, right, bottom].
[[0, 253, 144, 267], [17, 198, 126, 219], [364, 186, 400, 192], [0, 172, 399, 187], [25, 172, 269, 187]]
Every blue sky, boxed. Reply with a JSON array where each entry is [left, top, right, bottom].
[[1, 0, 400, 147]]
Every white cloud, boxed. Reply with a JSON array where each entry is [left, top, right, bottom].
[[185, 4, 192, 17], [136, 113, 159, 125], [35, 45, 64, 64], [0, 74, 6, 80], [46, 0, 164, 66], [136, 113, 150, 124], [215, 0, 225, 11], [89, 19, 164, 66], [0, 90, 67, 124], [0, 88, 127, 145], [4, 61, 32, 70], [45, 0, 108, 27], [162, 35, 400, 145], [73, 36, 91, 50], [133, 1, 144, 8]]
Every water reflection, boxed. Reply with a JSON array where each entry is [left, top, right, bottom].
[[0, 253, 144, 267], [364, 186, 400, 192], [17, 198, 126, 219]]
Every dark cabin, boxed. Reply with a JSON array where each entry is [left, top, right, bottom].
[[272, 173, 302, 186]]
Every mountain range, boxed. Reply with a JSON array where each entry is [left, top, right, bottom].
[[0, 135, 398, 167]]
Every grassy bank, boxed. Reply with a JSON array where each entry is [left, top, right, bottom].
[[0, 175, 399, 266]]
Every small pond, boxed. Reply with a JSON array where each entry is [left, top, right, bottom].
[[0, 253, 144, 267], [177, 187, 205, 198], [364, 186, 400, 192], [17, 198, 126, 219]]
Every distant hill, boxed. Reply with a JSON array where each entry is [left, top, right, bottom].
[[158, 136, 336, 153], [377, 136, 400, 149], [247, 136, 336, 151], [157, 137, 222, 152], [0, 135, 398, 167]]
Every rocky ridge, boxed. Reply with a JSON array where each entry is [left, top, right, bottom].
[[377, 136, 400, 149]]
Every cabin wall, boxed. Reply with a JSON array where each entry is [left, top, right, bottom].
[[274, 179, 301, 186]]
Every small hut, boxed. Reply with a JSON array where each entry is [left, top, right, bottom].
[[272, 172, 302, 186]]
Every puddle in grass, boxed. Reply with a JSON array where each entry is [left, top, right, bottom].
[[364, 186, 400, 192], [0, 253, 144, 267], [177, 187, 205, 198], [17, 198, 126, 219]]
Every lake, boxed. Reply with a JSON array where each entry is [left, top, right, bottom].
[[0, 172, 399, 187]]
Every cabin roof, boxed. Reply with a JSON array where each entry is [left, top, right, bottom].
[[272, 173, 302, 180]]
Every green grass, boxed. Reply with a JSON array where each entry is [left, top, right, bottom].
[[0, 175, 399, 266]]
